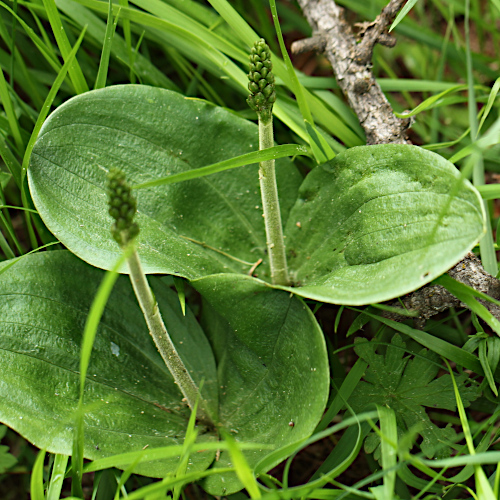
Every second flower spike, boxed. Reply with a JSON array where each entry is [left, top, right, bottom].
[[247, 38, 276, 123]]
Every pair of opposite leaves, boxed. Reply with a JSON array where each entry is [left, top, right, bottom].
[[0, 84, 485, 494]]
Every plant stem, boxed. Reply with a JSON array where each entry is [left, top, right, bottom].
[[258, 116, 289, 286], [126, 244, 212, 425]]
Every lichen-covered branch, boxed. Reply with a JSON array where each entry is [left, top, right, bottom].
[[293, 0, 411, 145], [384, 253, 500, 325]]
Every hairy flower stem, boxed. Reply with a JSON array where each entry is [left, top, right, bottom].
[[258, 117, 289, 285], [106, 168, 212, 425], [247, 38, 290, 285], [125, 247, 212, 424]]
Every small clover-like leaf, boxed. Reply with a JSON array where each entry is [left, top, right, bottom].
[[349, 334, 480, 459]]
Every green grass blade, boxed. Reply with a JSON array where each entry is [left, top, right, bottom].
[[83, 442, 265, 473], [30, 450, 46, 500], [0, 229, 15, 259], [21, 26, 87, 179], [478, 340, 498, 396], [394, 84, 470, 118], [94, 0, 120, 89], [269, 0, 335, 162], [79, 248, 130, 397], [223, 431, 261, 498], [0, 241, 59, 276], [464, 0, 497, 277], [445, 359, 497, 500], [0, 1, 62, 73], [42, 0, 89, 93], [206, 0, 258, 46], [133, 144, 310, 189], [449, 117, 500, 163], [390, 0, 419, 32], [0, 133, 22, 187], [56, 0, 178, 90], [315, 358, 367, 433], [478, 77, 500, 135], [72, 247, 131, 497], [173, 276, 186, 316], [477, 184, 500, 200], [118, 0, 133, 81], [0, 67, 23, 152], [46, 454, 69, 500], [375, 405, 397, 500]]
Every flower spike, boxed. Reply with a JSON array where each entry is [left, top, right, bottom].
[[107, 168, 139, 246], [247, 38, 276, 123]]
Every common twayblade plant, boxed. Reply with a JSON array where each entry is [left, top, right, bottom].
[[0, 22, 487, 496]]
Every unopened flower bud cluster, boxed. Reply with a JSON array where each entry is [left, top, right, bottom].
[[247, 39, 276, 122], [107, 167, 139, 246]]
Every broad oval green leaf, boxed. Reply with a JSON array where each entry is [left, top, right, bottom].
[[0, 250, 217, 476], [282, 144, 485, 304], [192, 273, 329, 495], [29, 84, 302, 281], [0, 251, 328, 494]]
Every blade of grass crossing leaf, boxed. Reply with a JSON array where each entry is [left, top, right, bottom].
[[223, 431, 261, 498], [0, 241, 59, 276], [42, 0, 89, 94], [390, 0, 419, 32], [445, 359, 496, 500], [94, 1, 121, 89], [79, 248, 131, 396], [73, 248, 131, 497], [0, 68, 23, 153], [254, 412, 377, 483], [30, 450, 46, 500], [173, 399, 199, 500], [46, 454, 69, 500], [120, 467, 235, 500], [376, 405, 397, 500], [133, 144, 310, 189], [84, 442, 265, 474]]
